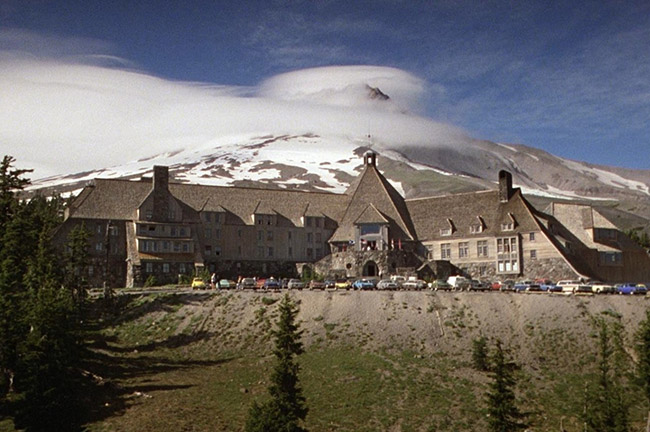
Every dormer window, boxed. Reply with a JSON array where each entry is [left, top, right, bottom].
[[440, 218, 455, 236], [501, 213, 516, 231], [470, 216, 485, 234]]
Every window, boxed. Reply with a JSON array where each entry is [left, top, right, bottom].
[[237, 229, 242, 238], [182, 243, 189, 252], [458, 242, 469, 258], [95, 242, 103, 252], [440, 228, 452, 236], [215, 246, 221, 256], [162, 241, 169, 251], [237, 245, 242, 256], [529, 232, 536, 241], [205, 228, 211, 238], [146, 210, 152, 220], [267, 216, 272, 226], [307, 233, 313, 243], [441, 243, 451, 259], [180, 227, 186, 236], [288, 231, 293, 241], [257, 216, 263, 225], [168, 210, 175, 221], [148, 225, 156, 232], [204, 213, 211, 222], [179, 263, 186, 273], [530, 250, 537, 260], [110, 226, 118, 236], [268, 247, 274, 258], [315, 218, 321, 228], [501, 222, 514, 231], [477, 240, 488, 257], [162, 263, 170, 273], [88, 265, 94, 276], [267, 230, 273, 241], [306, 248, 313, 258], [288, 246, 293, 257], [171, 226, 177, 236], [145, 262, 153, 273], [315, 232, 322, 243], [205, 245, 212, 255], [173, 242, 180, 252], [257, 230, 263, 241], [215, 229, 221, 239], [257, 246, 264, 257], [215, 213, 221, 224], [96, 224, 102, 234], [316, 248, 322, 258], [470, 225, 482, 234], [360, 224, 380, 235], [306, 217, 312, 227]]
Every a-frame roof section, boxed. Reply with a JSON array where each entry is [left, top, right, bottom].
[[355, 203, 389, 224], [330, 162, 416, 242]]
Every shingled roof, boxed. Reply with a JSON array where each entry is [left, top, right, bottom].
[[406, 188, 541, 240], [66, 178, 349, 227], [329, 157, 416, 242]]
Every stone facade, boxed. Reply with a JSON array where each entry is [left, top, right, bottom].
[[54, 152, 650, 287]]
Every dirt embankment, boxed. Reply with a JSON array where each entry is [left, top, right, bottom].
[[137, 290, 650, 364]]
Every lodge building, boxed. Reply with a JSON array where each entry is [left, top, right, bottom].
[[53, 151, 650, 287]]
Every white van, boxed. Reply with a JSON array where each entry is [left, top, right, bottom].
[[447, 276, 470, 290]]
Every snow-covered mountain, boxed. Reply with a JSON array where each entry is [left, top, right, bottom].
[[28, 131, 650, 230]]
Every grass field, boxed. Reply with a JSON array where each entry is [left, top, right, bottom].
[[2, 290, 649, 431]]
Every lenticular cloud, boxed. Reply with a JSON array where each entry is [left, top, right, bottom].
[[0, 40, 469, 179]]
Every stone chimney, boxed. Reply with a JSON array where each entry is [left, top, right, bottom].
[[364, 150, 377, 167], [152, 166, 170, 221], [498, 170, 513, 203]]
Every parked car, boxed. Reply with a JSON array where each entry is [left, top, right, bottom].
[[218, 279, 236, 289], [352, 279, 376, 290], [469, 280, 490, 291], [287, 279, 305, 290], [402, 279, 427, 290], [264, 278, 281, 290], [447, 276, 470, 290], [493, 279, 515, 292], [323, 279, 336, 289], [587, 281, 615, 294], [308, 280, 325, 290], [191, 277, 206, 289], [238, 277, 257, 289], [616, 283, 647, 295], [430, 279, 453, 291], [557, 280, 581, 293], [376, 279, 399, 290], [335, 278, 351, 290], [535, 279, 556, 292], [390, 275, 407, 288], [573, 284, 593, 295]]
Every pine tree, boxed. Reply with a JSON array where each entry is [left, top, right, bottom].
[[485, 340, 527, 432], [472, 335, 490, 371], [64, 222, 90, 307], [246, 294, 308, 432], [0, 155, 31, 240], [636, 310, 650, 432], [584, 318, 628, 432]]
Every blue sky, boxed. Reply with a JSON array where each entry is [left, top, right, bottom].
[[1, 0, 649, 176]]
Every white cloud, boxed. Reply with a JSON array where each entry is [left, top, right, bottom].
[[0, 39, 470, 179]]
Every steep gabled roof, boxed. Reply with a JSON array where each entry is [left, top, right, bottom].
[[355, 203, 389, 224], [329, 162, 416, 242]]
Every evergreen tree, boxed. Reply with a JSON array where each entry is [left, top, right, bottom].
[[584, 318, 628, 432], [0, 155, 31, 240], [485, 340, 527, 432], [64, 222, 90, 307], [636, 310, 650, 432], [246, 294, 308, 432], [472, 335, 490, 371]]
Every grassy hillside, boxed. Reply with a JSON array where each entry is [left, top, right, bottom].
[[4, 290, 648, 432]]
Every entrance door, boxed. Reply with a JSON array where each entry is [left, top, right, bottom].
[[363, 261, 378, 277]]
